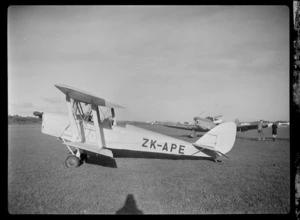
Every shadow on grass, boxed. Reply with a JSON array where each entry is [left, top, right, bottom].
[[111, 149, 216, 162], [116, 194, 143, 215], [81, 149, 217, 168], [84, 153, 118, 168]]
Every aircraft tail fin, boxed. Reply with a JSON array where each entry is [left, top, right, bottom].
[[193, 122, 237, 155]]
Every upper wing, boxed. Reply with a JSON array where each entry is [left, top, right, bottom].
[[214, 115, 223, 118], [55, 84, 125, 109]]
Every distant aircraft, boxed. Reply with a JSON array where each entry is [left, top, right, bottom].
[[164, 114, 224, 138], [35, 84, 237, 168], [234, 119, 272, 132], [194, 114, 224, 129], [277, 121, 290, 127]]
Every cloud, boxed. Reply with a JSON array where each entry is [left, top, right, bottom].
[[10, 102, 34, 108], [34, 100, 67, 115], [9, 102, 35, 116], [8, 6, 289, 121]]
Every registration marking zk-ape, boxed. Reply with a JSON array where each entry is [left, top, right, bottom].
[[142, 138, 185, 154]]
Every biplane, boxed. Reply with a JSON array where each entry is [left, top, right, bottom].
[[36, 84, 237, 168], [164, 114, 224, 138]]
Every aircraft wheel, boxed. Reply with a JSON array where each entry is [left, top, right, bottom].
[[65, 155, 80, 168]]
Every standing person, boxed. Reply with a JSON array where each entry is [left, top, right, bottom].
[[257, 120, 265, 141], [272, 122, 278, 141]]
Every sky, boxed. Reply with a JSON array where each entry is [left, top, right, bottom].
[[8, 5, 290, 123]]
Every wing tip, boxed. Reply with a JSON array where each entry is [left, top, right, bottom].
[[53, 84, 125, 109]]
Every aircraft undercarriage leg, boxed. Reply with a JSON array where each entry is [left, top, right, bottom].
[[61, 138, 82, 168]]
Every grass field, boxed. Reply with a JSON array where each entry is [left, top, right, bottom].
[[8, 124, 290, 214]]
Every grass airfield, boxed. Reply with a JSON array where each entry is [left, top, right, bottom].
[[8, 124, 290, 214]]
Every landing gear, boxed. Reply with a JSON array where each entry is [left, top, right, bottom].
[[62, 139, 83, 168], [65, 155, 80, 168]]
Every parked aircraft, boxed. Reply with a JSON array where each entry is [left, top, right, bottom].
[[165, 116, 272, 137], [277, 121, 290, 127], [35, 84, 237, 168], [164, 114, 224, 137], [234, 119, 272, 132]]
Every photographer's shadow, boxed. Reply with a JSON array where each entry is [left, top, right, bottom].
[[116, 194, 143, 215]]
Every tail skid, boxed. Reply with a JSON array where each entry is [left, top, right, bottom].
[[193, 122, 237, 157]]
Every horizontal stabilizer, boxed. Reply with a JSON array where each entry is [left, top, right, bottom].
[[193, 143, 229, 158], [55, 84, 125, 109]]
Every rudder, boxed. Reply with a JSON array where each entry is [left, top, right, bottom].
[[194, 122, 237, 154]]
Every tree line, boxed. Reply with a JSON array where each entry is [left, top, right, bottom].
[[8, 115, 42, 124]]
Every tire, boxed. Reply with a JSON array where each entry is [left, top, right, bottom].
[[65, 155, 80, 168]]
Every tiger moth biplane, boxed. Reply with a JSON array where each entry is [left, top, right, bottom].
[[36, 84, 237, 168]]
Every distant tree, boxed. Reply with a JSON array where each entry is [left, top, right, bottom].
[[8, 115, 42, 124]]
